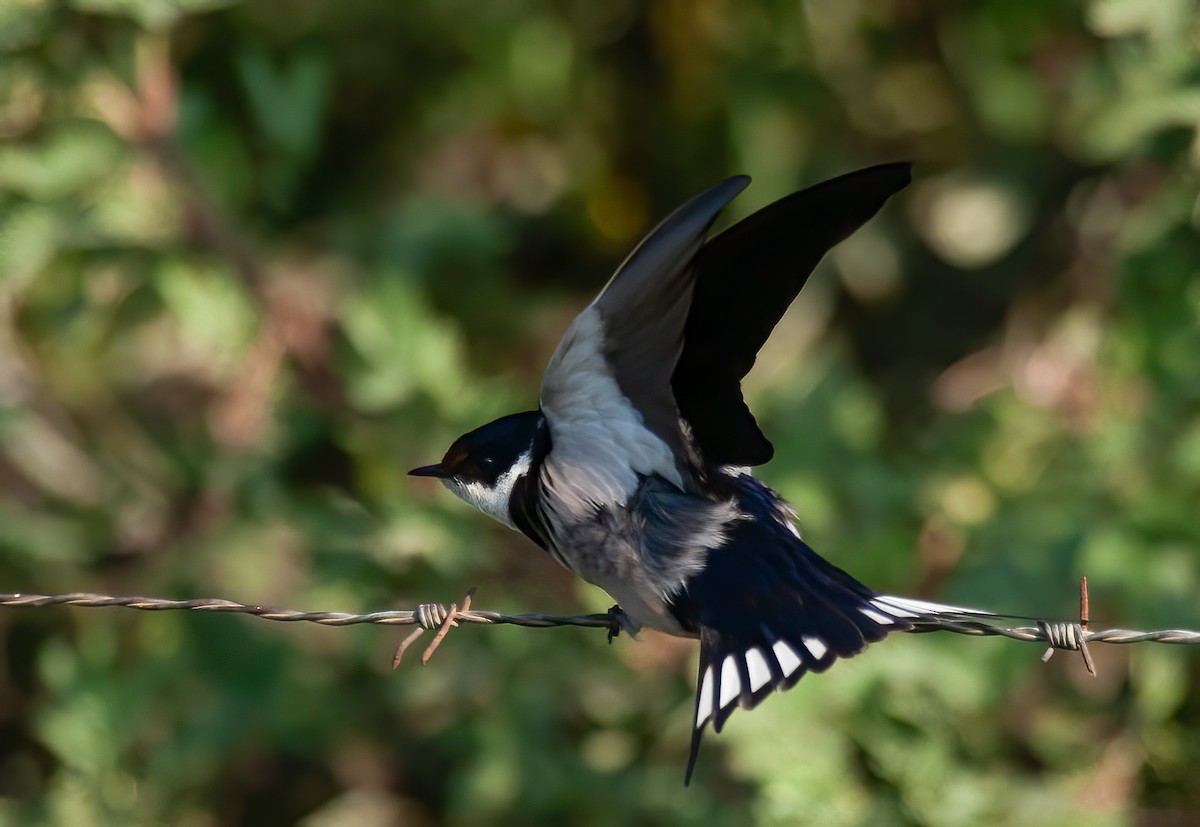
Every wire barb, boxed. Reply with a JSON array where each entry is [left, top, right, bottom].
[[1037, 577, 1097, 676], [392, 588, 483, 668]]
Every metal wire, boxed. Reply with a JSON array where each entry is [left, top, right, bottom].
[[904, 617, 1200, 645], [3, 590, 1200, 662], [0, 592, 617, 630]]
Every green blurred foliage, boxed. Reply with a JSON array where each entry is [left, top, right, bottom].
[[1, 0, 1198, 824]]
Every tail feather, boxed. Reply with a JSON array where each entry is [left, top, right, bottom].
[[673, 475, 1006, 784], [681, 588, 1008, 782], [870, 594, 999, 623], [682, 590, 1005, 783], [683, 585, 912, 785]]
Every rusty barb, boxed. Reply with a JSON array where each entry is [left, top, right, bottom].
[[392, 587, 482, 668], [2, 576, 1199, 674], [1040, 576, 1095, 676]]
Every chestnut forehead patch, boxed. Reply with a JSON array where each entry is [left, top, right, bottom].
[[442, 444, 469, 470]]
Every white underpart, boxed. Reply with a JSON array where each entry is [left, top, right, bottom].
[[772, 640, 803, 676], [744, 647, 772, 693], [696, 666, 714, 728], [719, 655, 741, 709], [872, 594, 996, 619], [444, 449, 532, 529], [802, 636, 827, 660], [540, 308, 682, 517]]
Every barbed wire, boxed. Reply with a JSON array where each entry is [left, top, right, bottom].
[[0, 589, 619, 667], [2, 583, 1198, 673], [0, 590, 614, 629]]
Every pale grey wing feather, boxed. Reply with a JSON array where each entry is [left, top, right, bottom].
[[589, 176, 750, 458], [539, 177, 750, 509]]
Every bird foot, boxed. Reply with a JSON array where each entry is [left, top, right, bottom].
[[606, 604, 639, 643]]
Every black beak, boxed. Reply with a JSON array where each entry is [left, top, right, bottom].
[[408, 464, 449, 479]]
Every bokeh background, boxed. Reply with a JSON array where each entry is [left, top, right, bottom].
[[1, 1, 1199, 825]]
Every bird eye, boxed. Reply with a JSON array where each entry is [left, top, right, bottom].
[[481, 456, 496, 466]]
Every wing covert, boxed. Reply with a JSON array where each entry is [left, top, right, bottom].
[[539, 177, 749, 507]]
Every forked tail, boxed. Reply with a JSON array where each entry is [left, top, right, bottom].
[[685, 593, 1000, 784]]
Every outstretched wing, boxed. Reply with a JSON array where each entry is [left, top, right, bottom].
[[539, 177, 749, 515], [672, 163, 912, 467]]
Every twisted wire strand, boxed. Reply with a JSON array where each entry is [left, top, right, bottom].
[[908, 617, 1200, 645], [2, 591, 1199, 647], [0, 592, 616, 630]]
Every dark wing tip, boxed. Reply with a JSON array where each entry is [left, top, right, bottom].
[[851, 160, 912, 189], [614, 174, 752, 277], [877, 160, 913, 179]]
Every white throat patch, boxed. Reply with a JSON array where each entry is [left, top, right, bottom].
[[443, 448, 533, 530]]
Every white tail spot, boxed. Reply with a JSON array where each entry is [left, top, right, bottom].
[[696, 665, 713, 728], [871, 598, 917, 618], [745, 647, 772, 693], [874, 594, 993, 618], [719, 654, 741, 709], [802, 636, 827, 660], [860, 607, 894, 626], [772, 640, 803, 676]]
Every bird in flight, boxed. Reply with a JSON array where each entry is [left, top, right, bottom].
[[411, 163, 990, 782]]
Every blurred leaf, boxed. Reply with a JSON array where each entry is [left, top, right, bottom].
[[340, 274, 472, 413], [236, 47, 329, 206], [0, 0, 51, 51], [0, 202, 58, 287], [155, 258, 257, 372], [0, 123, 124, 200]]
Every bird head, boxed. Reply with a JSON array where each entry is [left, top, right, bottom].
[[409, 410, 544, 528]]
